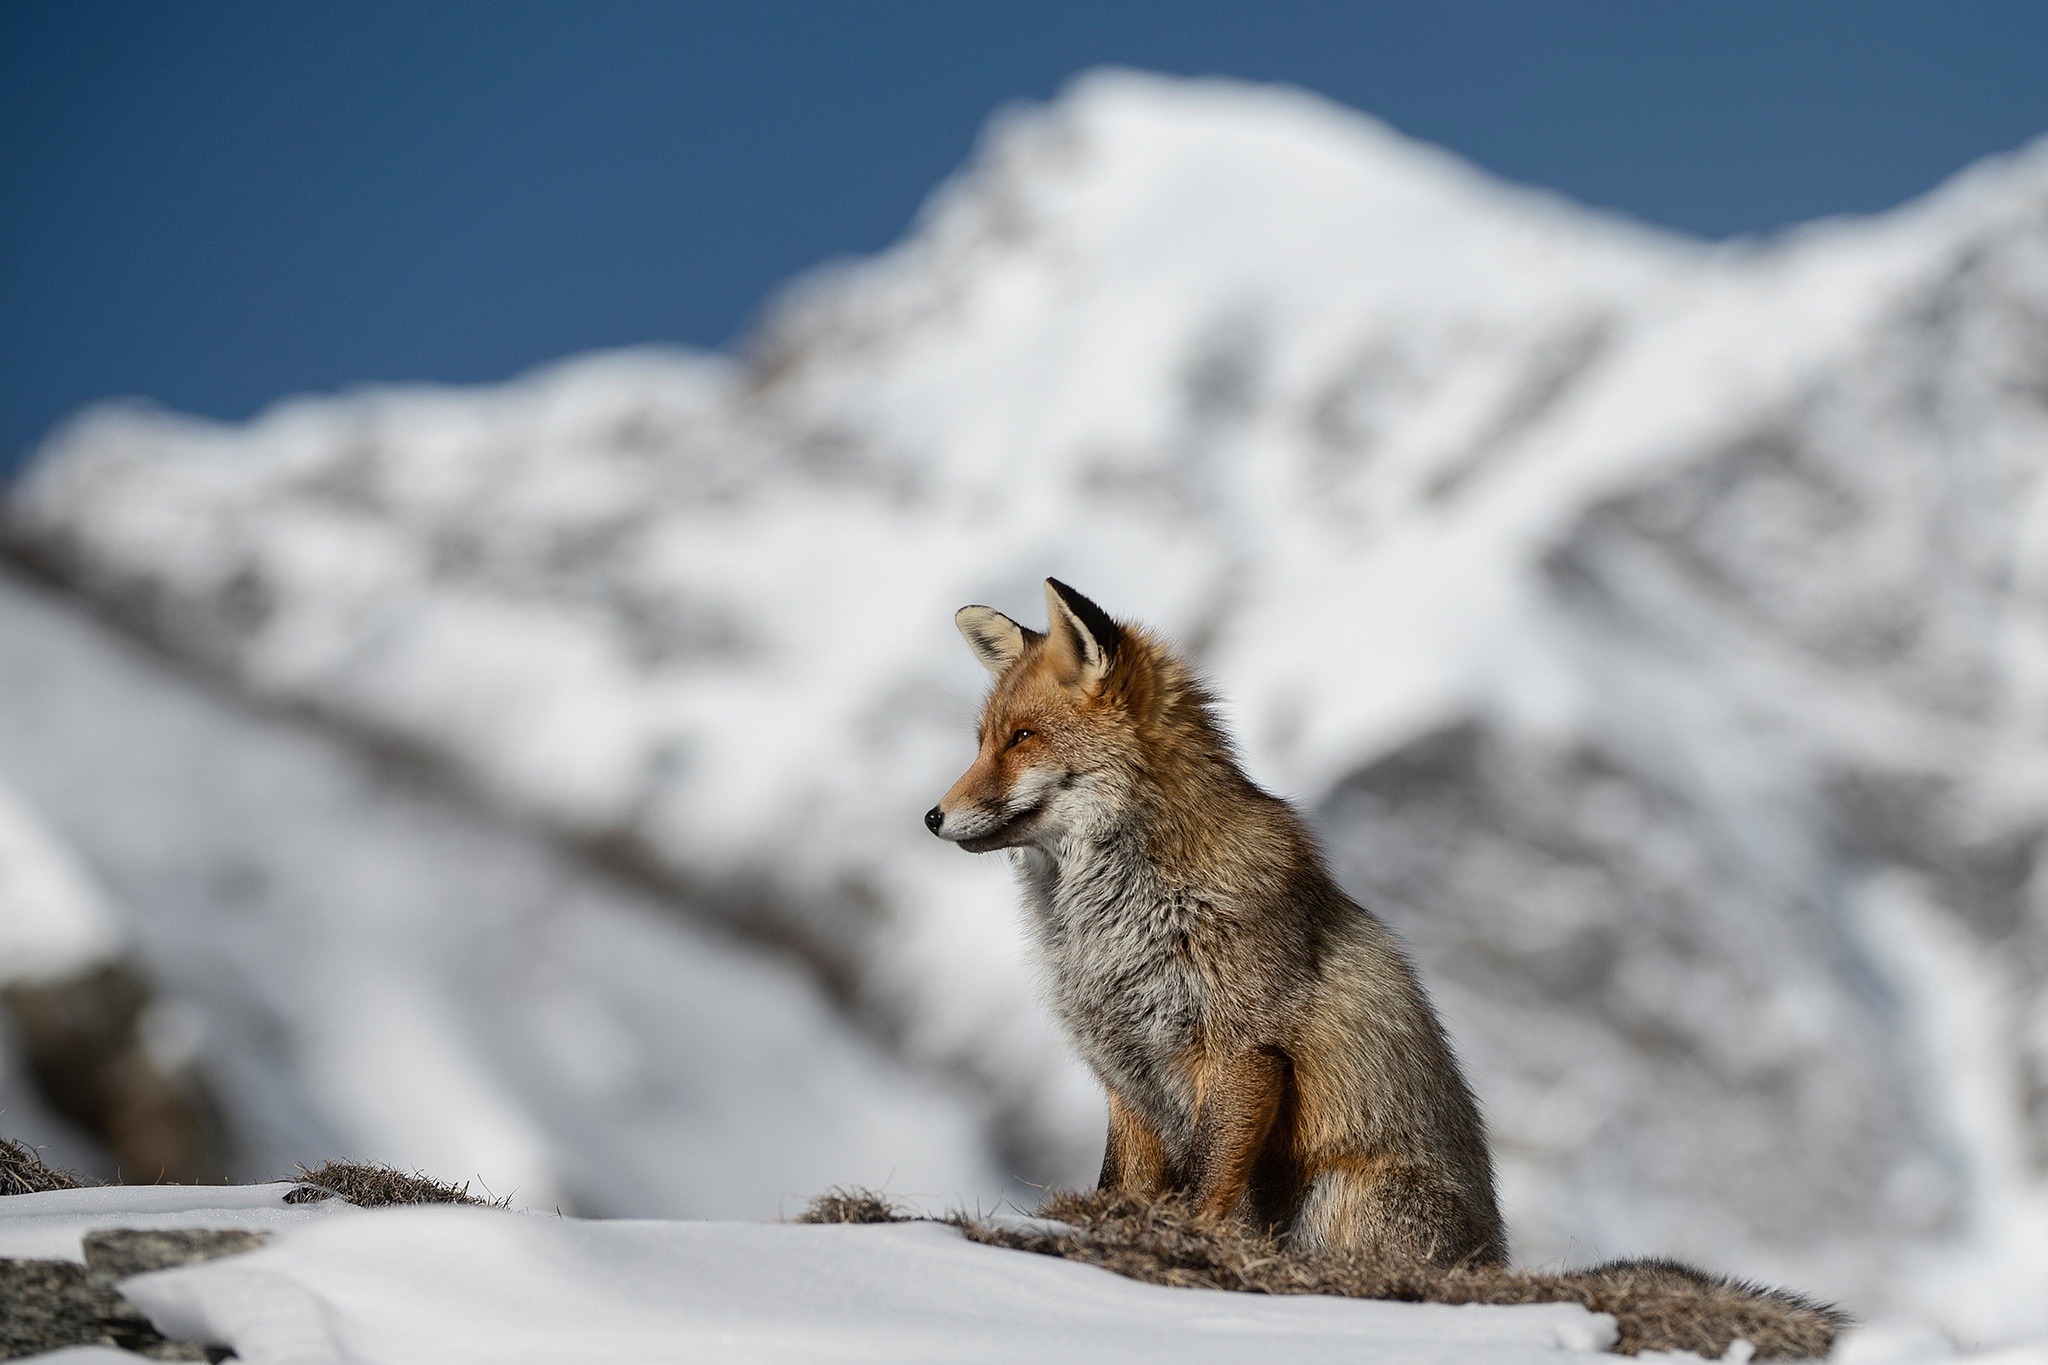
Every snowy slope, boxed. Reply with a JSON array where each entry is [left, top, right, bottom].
[[0, 775, 125, 986], [9, 70, 2048, 1334], [0, 570, 997, 1216]]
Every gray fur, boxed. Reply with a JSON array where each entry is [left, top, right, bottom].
[[933, 584, 1504, 1263]]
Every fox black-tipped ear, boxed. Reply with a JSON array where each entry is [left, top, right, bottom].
[[1044, 579, 1121, 689], [956, 606, 1039, 678]]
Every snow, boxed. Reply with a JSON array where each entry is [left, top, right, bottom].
[[0, 1183, 346, 1262], [0, 777, 126, 985], [7, 66, 2048, 1347], [1854, 874, 2048, 1342], [0, 569, 1001, 1216], [0, 1185, 1623, 1365], [0, 1186, 2023, 1365], [124, 1215, 1619, 1365]]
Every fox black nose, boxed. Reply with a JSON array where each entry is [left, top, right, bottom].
[[924, 806, 944, 835]]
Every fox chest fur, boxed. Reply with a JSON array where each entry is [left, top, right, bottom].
[[1016, 832, 1305, 1165]]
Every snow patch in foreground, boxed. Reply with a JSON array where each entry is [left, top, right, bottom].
[[2, 1185, 1611, 1365], [2, 1185, 2030, 1365], [0, 1182, 347, 1262]]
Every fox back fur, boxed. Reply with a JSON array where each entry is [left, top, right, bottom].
[[927, 579, 1504, 1266]]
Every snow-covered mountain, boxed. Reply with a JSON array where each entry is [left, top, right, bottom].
[[0, 569, 997, 1216], [10, 70, 2048, 1334]]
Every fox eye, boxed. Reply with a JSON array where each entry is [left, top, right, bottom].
[[1008, 728, 1035, 748]]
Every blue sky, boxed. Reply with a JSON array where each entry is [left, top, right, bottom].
[[5, 2, 2046, 467]]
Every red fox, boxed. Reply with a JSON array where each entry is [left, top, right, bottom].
[[926, 579, 1504, 1265]]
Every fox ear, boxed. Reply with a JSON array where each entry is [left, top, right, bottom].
[[1043, 579, 1121, 689], [956, 606, 1038, 677]]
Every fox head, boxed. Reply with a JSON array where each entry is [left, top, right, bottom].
[[926, 579, 1219, 854]]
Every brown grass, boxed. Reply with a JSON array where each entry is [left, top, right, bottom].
[[283, 1159, 506, 1208], [798, 1188, 1846, 1359], [0, 1123, 498, 1211], [0, 1133, 91, 1195], [794, 1187, 912, 1224]]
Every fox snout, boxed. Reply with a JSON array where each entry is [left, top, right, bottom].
[[924, 801, 971, 843], [926, 803, 990, 844], [925, 788, 1026, 851]]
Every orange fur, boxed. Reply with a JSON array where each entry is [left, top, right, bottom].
[[930, 581, 1503, 1264]]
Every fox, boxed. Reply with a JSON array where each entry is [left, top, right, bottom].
[[925, 579, 1504, 1265]]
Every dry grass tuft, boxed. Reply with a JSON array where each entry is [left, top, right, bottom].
[[794, 1186, 911, 1224], [0, 1133, 90, 1196], [283, 1159, 506, 1208], [950, 1190, 1846, 1359]]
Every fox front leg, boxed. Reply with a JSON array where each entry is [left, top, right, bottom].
[[1186, 1047, 1289, 1223], [1098, 1088, 1172, 1198]]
